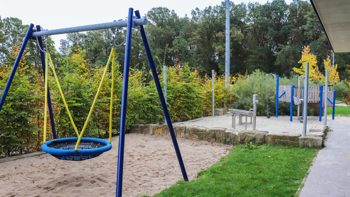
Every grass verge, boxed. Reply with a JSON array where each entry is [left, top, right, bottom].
[[327, 106, 350, 116], [336, 97, 344, 103], [151, 144, 318, 197]]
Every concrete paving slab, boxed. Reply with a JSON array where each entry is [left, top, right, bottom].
[[299, 123, 350, 197]]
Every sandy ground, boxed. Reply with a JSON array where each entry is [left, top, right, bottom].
[[174, 115, 350, 135], [0, 134, 232, 197]]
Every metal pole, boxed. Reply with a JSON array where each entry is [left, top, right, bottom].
[[164, 65, 167, 124], [212, 70, 215, 117], [276, 75, 279, 117], [290, 85, 295, 122], [324, 69, 328, 126], [135, 10, 188, 182], [225, 0, 230, 86], [302, 63, 309, 137], [0, 24, 34, 112], [31, 19, 148, 37], [319, 85, 323, 122], [116, 8, 134, 197], [36, 25, 57, 139], [253, 94, 257, 130], [332, 52, 334, 66]]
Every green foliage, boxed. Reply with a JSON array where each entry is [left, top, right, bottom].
[[334, 82, 349, 98], [245, 142, 258, 150], [0, 66, 41, 156], [159, 64, 204, 122], [231, 70, 286, 115], [0, 45, 234, 154], [153, 144, 318, 197]]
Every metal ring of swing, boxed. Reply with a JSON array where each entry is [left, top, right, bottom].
[[41, 137, 112, 161]]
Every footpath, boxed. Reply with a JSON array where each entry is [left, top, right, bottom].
[[299, 123, 350, 197]]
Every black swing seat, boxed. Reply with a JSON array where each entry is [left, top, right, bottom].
[[41, 137, 112, 161]]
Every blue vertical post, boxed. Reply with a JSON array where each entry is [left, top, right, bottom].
[[324, 69, 328, 126], [0, 24, 34, 112], [290, 85, 295, 122], [163, 65, 167, 124], [36, 25, 57, 139], [276, 75, 279, 117], [319, 85, 323, 122], [116, 8, 134, 197], [332, 90, 336, 120], [135, 10, 189, 182]]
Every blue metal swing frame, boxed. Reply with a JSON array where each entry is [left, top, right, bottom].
[[0, 7, 188, 197]]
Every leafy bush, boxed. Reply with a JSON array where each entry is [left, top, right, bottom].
[[231, 70, 283, 115], [1, 54, 235, 156], [0, 66, 41, 156], [334, 81, 349, 98], [201, 73, 235, 116]]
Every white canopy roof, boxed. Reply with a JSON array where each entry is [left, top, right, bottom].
[[311, 0, 350, 53]]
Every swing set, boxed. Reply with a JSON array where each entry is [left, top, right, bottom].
[[0, 8, 188, 197]]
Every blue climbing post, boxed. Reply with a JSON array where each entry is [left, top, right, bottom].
[[116, 8, 134, 197], [0, 24, 34, 112], [319, 85, 323, 122], [135, 9, 189, 182], [36, 25, 57, 139], [290, 85, 295, 122], [276, 75, 279, 117], [332, 90, 336, 120]]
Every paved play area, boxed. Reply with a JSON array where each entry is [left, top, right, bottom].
[[299, 123, 350, 197], [174, 115, 350, 135]]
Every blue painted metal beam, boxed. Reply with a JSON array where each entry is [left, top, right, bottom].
[[279, 91, 286, 98], [135, 10, 189, 182], [116, 8, 134, 197], [327, 97, 333, 104], [0, 24, 34, 112], [319, 85, 323, 122], [36, 25, 57, 139], [332, 90, 336, 120]]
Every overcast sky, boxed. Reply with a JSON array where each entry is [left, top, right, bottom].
[[1, 0, 295, 51]]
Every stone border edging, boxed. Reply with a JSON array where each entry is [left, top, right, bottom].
[[0, 151, 46, 164], [128, 124, 328, 148]]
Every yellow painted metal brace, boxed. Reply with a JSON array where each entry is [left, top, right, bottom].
[[48, 54, 80, 137], [74, 48, 116, 150]]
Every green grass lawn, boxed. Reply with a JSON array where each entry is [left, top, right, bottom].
[[335, 97, 344, 103], [327, 106, 350, 116], [148, 144, 318, 197]]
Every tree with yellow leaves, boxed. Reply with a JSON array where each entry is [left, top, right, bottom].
[[323, 55, 339, 84], [293, 46, 324, 82]]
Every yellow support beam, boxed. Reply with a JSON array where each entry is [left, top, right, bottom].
[[75, 48, 115, 150], [48, 54, 80, 137]]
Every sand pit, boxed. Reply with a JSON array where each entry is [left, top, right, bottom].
[[174, 115, 350, 135], [0, 134, 232, 197]]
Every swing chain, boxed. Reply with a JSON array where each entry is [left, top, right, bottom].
[[36, 35, 49, 53], [113, 22, 126, 48]]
